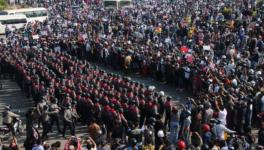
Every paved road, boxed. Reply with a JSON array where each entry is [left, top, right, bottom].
[[0, 64, 191, 147], [0, 79, 89, 147], [0, 80, 33, 124], [0, 79, 32, 145], [0, 80, 189, 147]]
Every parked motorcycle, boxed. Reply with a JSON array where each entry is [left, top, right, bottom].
[[0, 116, 24, 136]]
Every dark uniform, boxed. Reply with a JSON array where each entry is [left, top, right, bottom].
[[62, 105, 78, 137], [49, 99, 62, 133]]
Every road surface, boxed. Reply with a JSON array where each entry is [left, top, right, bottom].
[[0, 68, 190, 148]]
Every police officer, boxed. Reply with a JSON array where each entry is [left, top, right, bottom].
[[62, 104, 78, 138], [49, 98, 62, 134], [36, 99, 46, 128], [2, 105, 20, 136], [42, 105, 51, 139], [164, 97, 172, 130]]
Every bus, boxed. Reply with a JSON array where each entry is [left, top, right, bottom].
[[103, 0, 132, 9], [119, 0, 132, 8], [3, 7, 48, 23], [0, 15, 27, 34]]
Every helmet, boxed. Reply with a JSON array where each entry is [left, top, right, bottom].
[[249, 69, 254, 75], [65, 104, 71, 109], [159, 91, 165, 96], [145, 129, 153, 136], [202, 124, 210, 132], [177, 140, 186, 150], [231, 79, 238, 87], [130, 138, 137, 146], [4, 105, 11, 110], [157, 130, 164, 138], [256, 71, 262, 76], [148, 117, 156, 125]]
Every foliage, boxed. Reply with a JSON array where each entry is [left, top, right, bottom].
[[0, 0, 7, 11]]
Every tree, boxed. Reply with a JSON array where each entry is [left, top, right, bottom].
[[0, 0, 7, 11]]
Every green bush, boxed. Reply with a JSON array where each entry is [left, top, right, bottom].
[[0, 0, 7, 11]]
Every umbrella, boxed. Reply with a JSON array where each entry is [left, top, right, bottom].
[[180, 46, 189, 53]]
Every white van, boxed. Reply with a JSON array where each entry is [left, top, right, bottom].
[[0, 15, 27, 34], [3, 7, 48, 23], [103, 0, 132, 9]]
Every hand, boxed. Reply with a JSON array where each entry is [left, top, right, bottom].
[[257, 114, 262, 118]]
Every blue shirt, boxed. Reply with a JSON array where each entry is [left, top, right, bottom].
[[32, 145, 44, 150]]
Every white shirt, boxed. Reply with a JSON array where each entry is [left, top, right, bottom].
[[208, 84, 214, 94], [183, 67, 191, 79], [165, 37, 171, 45], [32, 145, 44, 150], [205, 108, 214, 123], [218, 109, 227, 125], [183, 116, 191, 130], [85, 42, 91, 52], [213, 124, 235, 141], [225, 63, 236, 75], [214, 85, 220, 93], [261, 96, 264, 112]]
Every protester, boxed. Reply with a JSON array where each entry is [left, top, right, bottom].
[[0, 0, 263, 149], [32, 140, 45, 150], [51, 141, 61, 150], [2, 105, 20, 136], [0, 137, 8, 150], [9, 137, 20, 150], [63, 104, 79, 138], [258, 120, 264, 147]]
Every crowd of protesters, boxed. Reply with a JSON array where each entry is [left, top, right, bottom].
[[0, 0, 264, 149]]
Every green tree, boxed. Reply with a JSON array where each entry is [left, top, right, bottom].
[[0, 0, 7, 11]]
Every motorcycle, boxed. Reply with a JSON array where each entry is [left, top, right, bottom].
[[0, 80, 2, 89], [226, 134, 251, 150], [0, 117, 24, 136]]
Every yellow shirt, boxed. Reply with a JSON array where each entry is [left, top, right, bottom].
[[124, 55, 132, 69], [142, 144, 155, 150], [155, 27, 162, 34], [188, 26, 196, 38]]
